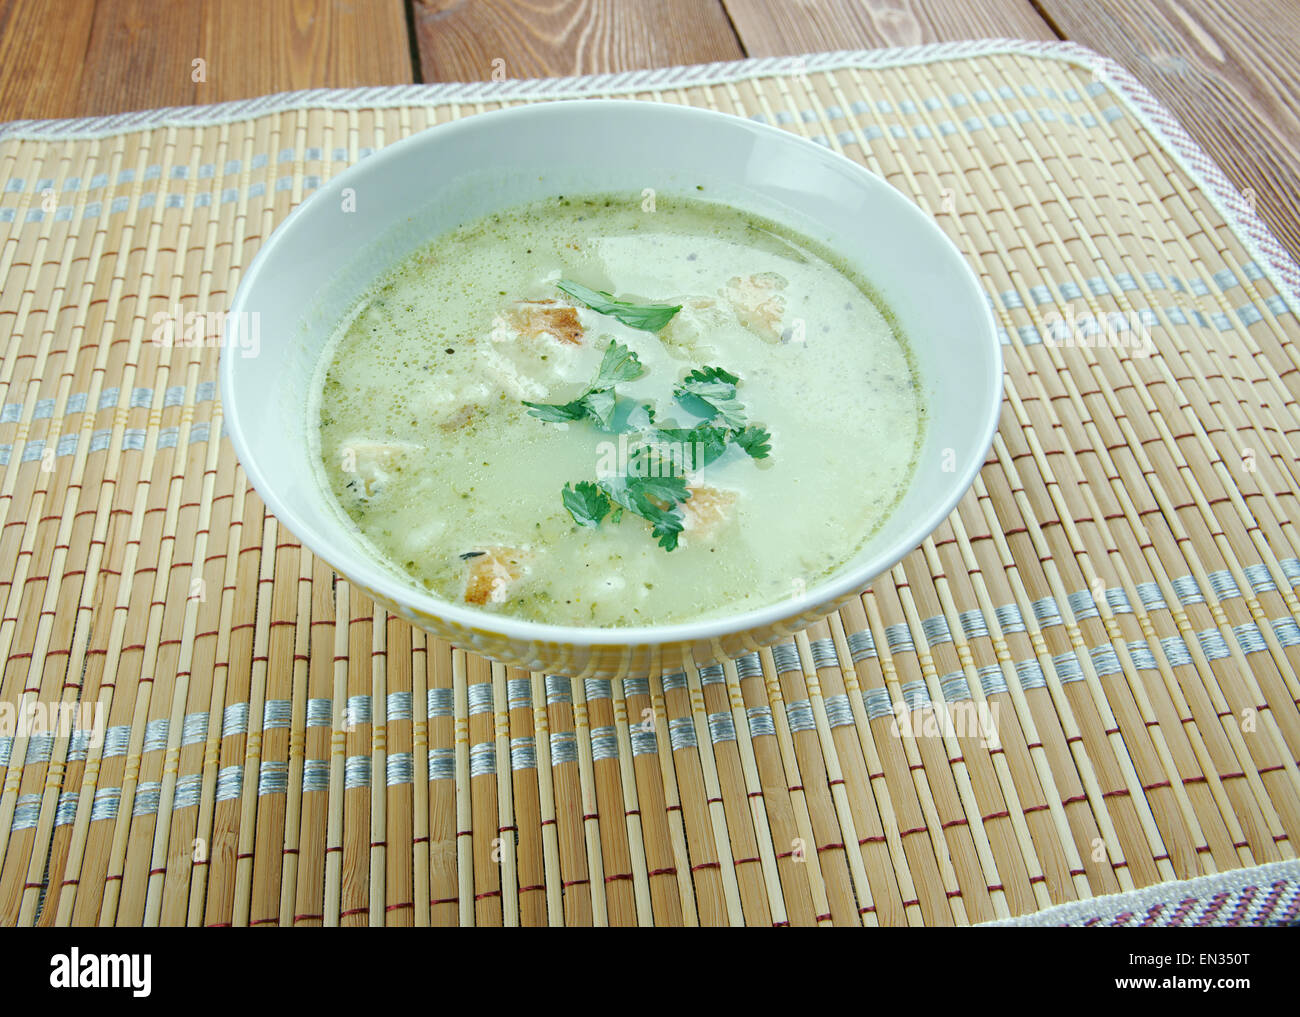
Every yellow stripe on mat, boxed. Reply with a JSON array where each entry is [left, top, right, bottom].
[[0, 42, 1298, 926]]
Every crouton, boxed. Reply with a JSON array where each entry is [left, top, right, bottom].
[[482, 297, 591, 401], [462, 546, 531, 605], [500, 299, 585, 346], [339, 439, 421, 499], [723, 272, 788, 344], [681, 486, 737, 540]]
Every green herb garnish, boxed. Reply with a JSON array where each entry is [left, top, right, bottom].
[[561, 481, 612, 528], [571, 459, 693, 551], [523, 339, 646, 430], [557, 279, 682, 332], [625, 470, 691, 551], [649, 422, 732, 471], [731, 424, 773, 460], [673, 365, 749, 428], [550, 367, 771, 549], [521, 318, 770, 550]]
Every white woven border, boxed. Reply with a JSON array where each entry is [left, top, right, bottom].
[[979, 857, 1300, 927], [1, 38, 1296, 311]]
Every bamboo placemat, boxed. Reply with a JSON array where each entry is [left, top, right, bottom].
[[1, 40, 1299, 927]]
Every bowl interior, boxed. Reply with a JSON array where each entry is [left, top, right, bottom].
[[222, 99, 1001, 646]]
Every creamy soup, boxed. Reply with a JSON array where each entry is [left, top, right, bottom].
[[312, 193, 923, 626]]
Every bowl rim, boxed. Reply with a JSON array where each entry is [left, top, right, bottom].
[[220, 97, 1003, 649]]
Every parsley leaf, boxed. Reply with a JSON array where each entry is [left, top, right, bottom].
[[648, 511, 686, 551], [578, 455, 692, 551], [630, 467, 690, 551], [557, 279, 682, 332], [627, 470, 689, 513], [562, 481, 611, 527], [589, 339, 648, 388], [681, 365, 739, 387], [523, 340, 645, 430], [523, 398, 589, 424], [673, 366, 748, 428], [650, 422, 732, 471], [605, 467, 691, 551], [732, 424, 772, 460], [527, 342, 770, 551], [580, 388, 617, 429]]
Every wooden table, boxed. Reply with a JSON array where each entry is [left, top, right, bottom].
[[1, 1, 1296, 260]]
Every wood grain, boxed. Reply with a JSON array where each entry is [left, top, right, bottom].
[[410, 0, 744, 82], [722, 0, 1056, 52], [197, 0, 413, 103], [0, 0, 97, 121], [0, 0, 413, 121], [75, 0, 205, 115], [1032, 0, 1300, 260]]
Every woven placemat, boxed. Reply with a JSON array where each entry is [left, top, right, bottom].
[[0, 39, 1298, 927]]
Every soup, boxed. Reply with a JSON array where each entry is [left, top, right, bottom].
[[312, 193, 923, 627]]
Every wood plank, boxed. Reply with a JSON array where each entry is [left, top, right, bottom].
[[198, 0, 414, 103], [722, 0, 1055, 52], [410, 0, 744, 82], [0, 0, 413, 121], [74, 0, 205, 115], [1032, 0, 1300, 260], [0, 0, 97, 121]]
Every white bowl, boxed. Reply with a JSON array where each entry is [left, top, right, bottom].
[[220, 99, 1002, 678]]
